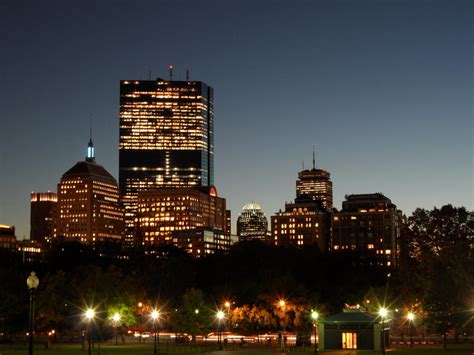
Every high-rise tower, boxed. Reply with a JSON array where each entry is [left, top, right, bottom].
[[296, 150, 333, 211], [119, 78, 214, 243], [55, 140, 124, 242]]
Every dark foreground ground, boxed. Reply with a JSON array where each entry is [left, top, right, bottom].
[[0, 343, 473, 355]]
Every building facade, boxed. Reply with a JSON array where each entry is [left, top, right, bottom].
[[296, 168, 333, 211], [330, 193, 403, 269], [236, 202, 269, 242], [0, 224, 17, 250], [271, 197, 328, 251], [55, 141, 124, 243], [30, 191, 57, 243], [136, 186, 230, 256], [119, 78, 214, 243]]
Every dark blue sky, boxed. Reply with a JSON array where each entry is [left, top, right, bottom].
[[1, 0, 472, 238]]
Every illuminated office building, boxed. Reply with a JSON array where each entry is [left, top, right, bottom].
[[296, 151, 333, 211], [137, 186, 230, 256], [271, 197, 328, 251], [0, 224, 17, 250], [330, 193, 403, 270], [237, 202, 269, 241], [55, 140, 124, 243], [119, 77, 214, 243], [30, 191, 57, 243]]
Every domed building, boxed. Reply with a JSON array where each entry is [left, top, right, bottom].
[[54, 139, 124, 243], [236, 202, 269, 242]]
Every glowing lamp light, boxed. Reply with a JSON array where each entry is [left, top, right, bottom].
[[378, 307, 388, 318], [224, 301, 231, 308], [216, 310, 225, 320], [112, 313, 121, 322], [195, 309, 199, 314], [85, 309, 95, 320], [151, 310, 160, 320], [279, 299, 286, 308], [311, 311, 319, 320], [407, 312, 415, 321]]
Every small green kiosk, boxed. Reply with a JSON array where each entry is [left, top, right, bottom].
[[319, 309, 387, 351]]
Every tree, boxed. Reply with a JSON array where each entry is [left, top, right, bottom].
[[405, 205, 473, 347], [172, 288, 213, 342]]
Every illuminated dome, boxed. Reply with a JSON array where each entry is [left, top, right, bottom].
[[242, 202, 262, 211], [237, 202, 268, 241]]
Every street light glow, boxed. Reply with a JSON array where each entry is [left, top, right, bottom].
[[85, 309, 95, 320], [195, 309, 199, 314], [407, 312, 415, 321], [279, 299, 286, 307], [151, 310, 160, 320], [379, 307, 388, 318], [216, 310, 225, 320], [311, 311, 319, 320], [224, 301, 230, 308], [112, 313, 121, 322]]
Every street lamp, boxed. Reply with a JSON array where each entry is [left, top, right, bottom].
[[85, 309, 95, 355], [26, 272, 39, 355], [112, 312, 121, 345], [278, 299, 286, 349], [216, 310, 225, 350], [151, 310, 160, 355], [311, 311, 319, 353], [378, 308, 388, 355], [407, 312, 415, 348]]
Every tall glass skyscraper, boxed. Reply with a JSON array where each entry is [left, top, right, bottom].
[[119, 78, 214, 243]]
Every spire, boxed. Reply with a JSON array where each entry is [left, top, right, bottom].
[[86, 116, 95, 163], [312, 145, 316, 169]]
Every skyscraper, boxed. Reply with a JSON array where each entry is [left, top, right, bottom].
[[296, 150, 333, 211], [119, 77, 214, 243], [236, 203, 269, 242], [55, 140, 124, 243], [30, 191, 57, 243]]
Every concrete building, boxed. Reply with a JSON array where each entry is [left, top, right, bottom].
[[330, 193, 403, 270], [54, 140, 124, 243]]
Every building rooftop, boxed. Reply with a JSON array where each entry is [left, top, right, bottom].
[[323, 311, 377, 323], [62, 161, 116, 182]]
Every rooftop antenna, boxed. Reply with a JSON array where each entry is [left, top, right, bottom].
[[169, 65, 173, 81], [312, 145, 316, 169], [186, 69, 189, 81], [87, 114, 95, 163]]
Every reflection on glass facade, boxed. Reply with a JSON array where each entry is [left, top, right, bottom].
[[119, 79, 214, 244]]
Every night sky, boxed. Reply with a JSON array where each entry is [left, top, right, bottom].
[[1, 0, 472, 239]]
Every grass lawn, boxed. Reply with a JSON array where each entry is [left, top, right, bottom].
[[0, 343, 472, 355]]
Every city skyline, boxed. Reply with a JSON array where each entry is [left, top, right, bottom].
[[1, 0, 472, 239]]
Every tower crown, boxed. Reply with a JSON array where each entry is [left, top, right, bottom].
[[86, 138, 95, 163]]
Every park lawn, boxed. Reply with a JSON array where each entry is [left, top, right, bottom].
[[0, 344, 473, 354]]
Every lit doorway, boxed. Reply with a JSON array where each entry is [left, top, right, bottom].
[[342, 332, 357, 349]]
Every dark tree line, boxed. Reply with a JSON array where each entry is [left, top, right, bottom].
[[0, 204, 471, 344]]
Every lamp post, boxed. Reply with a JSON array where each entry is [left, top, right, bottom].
[[112, 313, 121, 345], [407, 312, 415, 348], [216, 310, 225, 350], [85, 309, 95, 355], [151, 310, 160, 355], [311, 311, 319, 353], [378, 308, 388, 355], [278, 299, 286, 349], [27, 272, 39, 355]]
